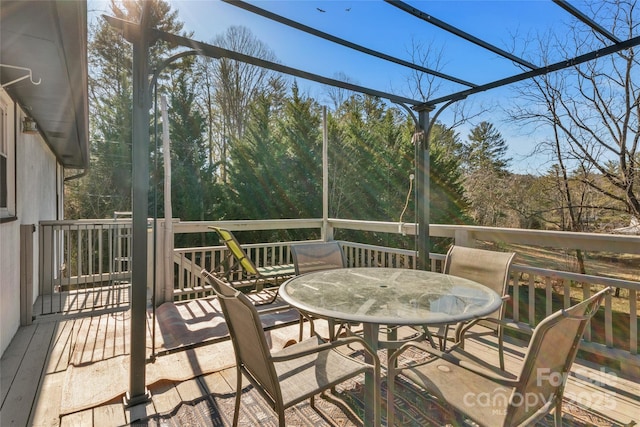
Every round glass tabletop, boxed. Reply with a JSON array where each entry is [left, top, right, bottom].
[[279, 267, 503, 326]]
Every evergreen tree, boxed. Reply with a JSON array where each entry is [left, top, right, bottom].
[[277, 83, 323, 219], [428, 123, 470, 225], [327, 94, 411, 224], [464, 121, 510, 175], [463, 122, 512, 226], [66, 0, 186, 219], [166, 70, 208, 220], [228, 91, 288, 221]]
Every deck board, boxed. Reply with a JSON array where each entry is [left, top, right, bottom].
[[7, 306, 639, 427], [1, 321, 57, 427], [29, 370, 65, 427], [199, 370, 236, 396], [1, 322, 37, 404], [93, 402, 126, 426], [48, 320, 76, 373], [176, 377, 207, 402], [59, 409, 92, 427], [150, 381, 183, 415]]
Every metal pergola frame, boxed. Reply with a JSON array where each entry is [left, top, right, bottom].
[[104, 0, 640, 404]]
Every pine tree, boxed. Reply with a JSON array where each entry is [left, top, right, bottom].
[[463, 122, 511, 226], [66, 0, 186, 219], [465, 121, 510, 175]]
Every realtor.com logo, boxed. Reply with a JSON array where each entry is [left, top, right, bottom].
[[462, 367, 618, 414]]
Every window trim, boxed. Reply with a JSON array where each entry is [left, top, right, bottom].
[[0, 91, 17, 222]]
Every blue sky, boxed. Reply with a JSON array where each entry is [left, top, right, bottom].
[[169, 1, 574, 95], [89, 1, 599, 173]]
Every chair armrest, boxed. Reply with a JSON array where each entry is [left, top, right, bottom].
[[270, 335, 380, 368], [387, 340, 442, 369], [454, 316, 510, 344], [388, 340, 519, 386]]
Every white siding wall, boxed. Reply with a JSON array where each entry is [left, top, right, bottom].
[[0, 91, 61, 356], [0, 223, 19, 356], [18, 108, 61, 309], [0, 90, 18, 356]]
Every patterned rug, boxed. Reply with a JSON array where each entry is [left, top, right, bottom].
[[133, 374, 621, 427]]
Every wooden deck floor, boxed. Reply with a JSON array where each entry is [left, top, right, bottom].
[[2, 301, 639, 427]]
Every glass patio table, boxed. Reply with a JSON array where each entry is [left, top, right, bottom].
[[278, 267, 503, 426]]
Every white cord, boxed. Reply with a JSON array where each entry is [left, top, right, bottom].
[[398, 174, 414, 235]]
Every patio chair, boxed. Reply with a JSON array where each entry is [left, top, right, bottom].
[[208, 226, 295, 303], [437, 245, 516, 369], [387, 287, 610, 427], [208, 273, 381, 427], [290, 241, 347, 341]]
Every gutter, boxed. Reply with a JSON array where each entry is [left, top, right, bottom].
[[64, 168, 88, 182]]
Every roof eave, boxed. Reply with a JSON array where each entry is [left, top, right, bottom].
[[1, 0, 89, 170]]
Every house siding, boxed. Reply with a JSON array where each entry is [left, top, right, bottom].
[[0, 89, 61, 356]]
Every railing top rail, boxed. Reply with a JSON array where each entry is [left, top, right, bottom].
[[337, 240, 416, 256], [328, 219, 640, 254], [438, 223, 640, 242], [513, 263, 640, 291], [39, 219, 134, 226], [173, 218, 323, 233], [174, 241, 295, 253]]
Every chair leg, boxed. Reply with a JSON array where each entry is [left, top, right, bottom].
[[440, 324, 450, 350], [233, 367, 242, 427], [298, 313, 316, 341], [554, 399, 563, 427], [423, 327, 438, 349], [498, 326, 505, 371], [298, 313, 304, 342]]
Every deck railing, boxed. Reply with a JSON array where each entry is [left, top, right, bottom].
[[37, 219, 134, 314], [39, 218, 640, 377]]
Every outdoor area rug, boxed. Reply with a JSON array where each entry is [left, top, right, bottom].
[[133, 375, 621, 427], [60, 298, 300, 416]]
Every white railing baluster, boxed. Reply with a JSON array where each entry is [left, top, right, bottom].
[[605, 292, 613, 347], [512, 274, 520, 322], [545, 277, 553, 316], [630, 290, 637, 355], [528, 274, 536, 327], [36, 218, 640, 375]]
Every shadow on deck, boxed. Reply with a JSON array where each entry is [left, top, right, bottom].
[[2, 293, 639, 426]]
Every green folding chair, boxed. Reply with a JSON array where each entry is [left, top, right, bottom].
[[208, 226, 295, 303]]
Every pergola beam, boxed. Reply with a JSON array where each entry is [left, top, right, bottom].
[[104, 15, 422, 106], [224, 0, 478, 88], [386, 0, 538, 70], [552, 0, 622, 44], [420, 33, 640, 108]]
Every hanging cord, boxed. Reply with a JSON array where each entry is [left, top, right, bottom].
[[398, 173, 415, 235]]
